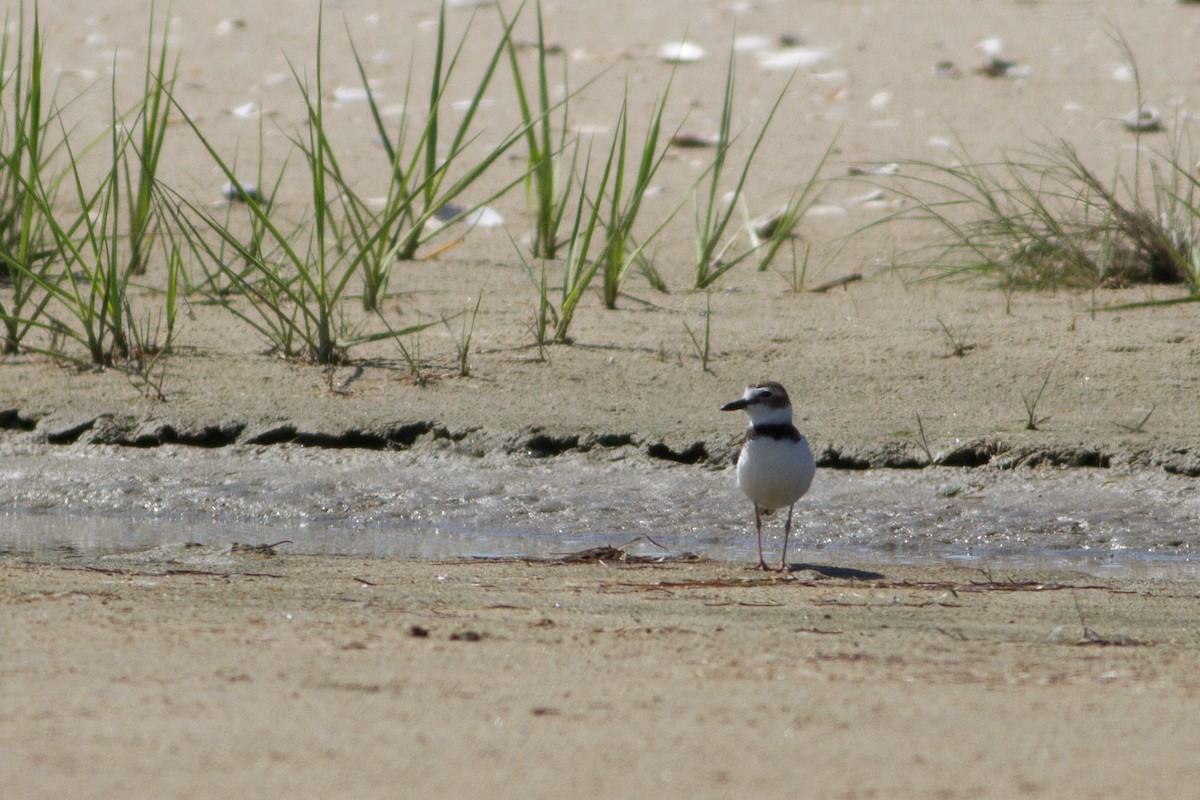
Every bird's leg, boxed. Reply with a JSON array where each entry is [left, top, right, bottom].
[[754, 505, 770, 570], [780, 504, 795, 572]]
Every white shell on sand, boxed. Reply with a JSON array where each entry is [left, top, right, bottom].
[[658, 41, 705, 63], [1121, 107, 1163, 132], [333, 86, 373, 103], [220, 181, 260, 203], [805, 204, 847, 218], [229, 101, 261, 118], [214, 19, 246, 36], [847, 163, 900, 176], [976, 37, 1004, 57], [733, 35, 771, 53], [465, 206, 504, 229], [755, 47, 830, 71], [430, 203, 504, 230]]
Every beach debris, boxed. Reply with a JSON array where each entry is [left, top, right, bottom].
[[733, 34, 772, 53], [333, 86, 374, 103], [750, 208, 797, 241], [807, 273, 863, 293], [933, 60, 961, 79], [230, 539, 292, 557], [429, 203, 504, 229], [847, 162, 900, 176], [658, 41, 705, 63], [804, 203, 848, 218], [221, 180, 262, 203], [975, 57, 1029, 79], [450, 97, 495, 111], [214, 18, 246, 36], [669, 131, 720, 149], [228, 101, 263, 119], [755, 46, 831, 71], [513, 38, 564, 55], [869, 91, 892, 110], [1120, 106, 1163, 133], [973, 36, 1029, 78], [55, 67, 99, 82], [465, 206, 504, 228], [571, 122, 611, 137], [845, 189, 888, 206]]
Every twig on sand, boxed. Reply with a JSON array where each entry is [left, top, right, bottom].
[[807, 272, 863, 293]]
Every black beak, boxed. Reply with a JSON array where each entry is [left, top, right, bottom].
[[721, 398, 748, 412]]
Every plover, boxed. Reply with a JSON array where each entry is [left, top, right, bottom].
[[721, 381, 816, 571]]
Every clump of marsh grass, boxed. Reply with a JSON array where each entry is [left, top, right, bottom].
[[345, 0, 532, 311], [682, 291, 714, 373], [512, 84, 680, 345], [167, 6, 492, 363], [502, 0, 589, 260], [1021, 367, 1054, 431], [691, 56, 830, 289], [444, 295, 482, 377], [874, 137, 1196, 300], [872, 37, 1199, 307], [2, 9, 176, 366], [0, 5, 65, 355]]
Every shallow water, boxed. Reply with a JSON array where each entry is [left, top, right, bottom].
[[1, 440, 1198, 578]]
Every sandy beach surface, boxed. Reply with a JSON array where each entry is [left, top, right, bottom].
[[2, 552, 1199, 799], [4, 0, 1200, 797]]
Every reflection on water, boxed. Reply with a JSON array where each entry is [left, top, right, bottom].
[[1, 441, 1198, 577]]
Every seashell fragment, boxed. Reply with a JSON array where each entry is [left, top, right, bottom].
[[1121, 107, 1162, 133], [846, 163, 900, 176], [669, 132, 720, 149], [733, 35, 771, 53], [973, 37, 1029, 79], [933, 60, 961, 79], [658, 41, 705, 63], [751, 209, 795, 240], [804, 204, 848, 218], [229, 101, 260, 118], [755, 47, 830, 71], [450, 97, 495, 111], [221, 181, 261, 203], [846, 189, 886, 205], [465, 205, 504, 229], [430, 203, 504, 229], [974, 57, 1028, 79], [976, 37, 1004, 58], [215, 19, 246, 36], [333, 86, 374, 103]]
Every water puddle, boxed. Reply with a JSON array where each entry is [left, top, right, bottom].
[[2, 441, 1198, 578]]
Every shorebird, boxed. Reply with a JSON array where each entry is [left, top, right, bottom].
[[721, 381, 816, 571]]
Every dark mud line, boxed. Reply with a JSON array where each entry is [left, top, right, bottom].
[[4, 406, 1199, 476]]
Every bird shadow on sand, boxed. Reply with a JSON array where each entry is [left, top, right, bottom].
[[786, 563, 885, 581]]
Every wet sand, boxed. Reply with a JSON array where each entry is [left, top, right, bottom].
[[4, 0, 1200, 797]]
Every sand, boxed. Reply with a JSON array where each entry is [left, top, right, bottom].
[[3, 552, 1200, 799], [4, 0, 1200, 797]]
